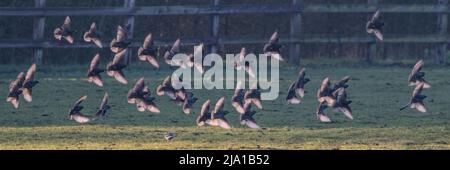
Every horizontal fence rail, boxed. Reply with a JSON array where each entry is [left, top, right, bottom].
[[0, 36, 449, 48], [0, 0, 448, 65], [0, 4, 450, 16]]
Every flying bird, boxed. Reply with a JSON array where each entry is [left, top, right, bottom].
[[127, 78, 160, 113], [138, 33, 159, 68], [331, 76, 351, 91], [106, 48, 129, 85], [87, 53, 104, 87], [182, 92, 198, 115], [95, 92, 110, 118], [263, 31, 283, 61], [231, 81, 246, 114], [197, 98, 231, 129], [331, 88, 353, 120], [69, 95, 91, 123], [286, 68, 310, 104], [83, 22, 103, 48], [6, 72, 25, 109], [22, 64, 39, 102], [54, 16, 75, 44], [316, 101, 332, 123], [317, 77, 336, 107], [164, 39, 181, 65], [156, 76, 177, 100], [240, 102, 261, 129], [408, 60, 431, 88], [110, 25, 131, 54], [197, 100, 212, 127], [234, 47, 256, 78], [244, 84, 263, 109], [400, 82, 427, 113], [366, 9, 384, 41]]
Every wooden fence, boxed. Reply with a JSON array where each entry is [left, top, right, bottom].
[[0, 0, 449, 65]]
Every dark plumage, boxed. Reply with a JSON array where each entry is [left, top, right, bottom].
[[164, 39, 181, 65], [83, 22, 103, 48], [138, 33, 159, 68], [106, 48, 129, 85], [6, 72, 25, 109], [263, 31, 283, 61], [87, 53, 104, 87], [316, 77, 336, 107], [244, 84, 263, 109], [197, 97, 231, 129], [408, 60, 431, 88], [110, 25, 131, 53], [182, 92, 198, 115], [69, 95, 91, 123], [315, 101, 332, 123], [400, 82, 427, 113], [331, 88, 353, 120], [95, 92, 110, 118], [127, 78, 160, 113], [366, 10, 384, 41], [231, 81, 246, 114], [22, 64, 39, 102], [240, 102, 261, 129], [286, 68, 310, 104], [164, 132, 175, 141], [234, 47, 256, 78], [54, 16, 75, 44]]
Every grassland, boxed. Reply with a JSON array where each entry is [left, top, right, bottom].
[[0, 62, 449, 150]]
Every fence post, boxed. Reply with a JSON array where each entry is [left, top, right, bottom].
[[437, 0, 448, 65], [124, 0, 135, 64], [290, 0, 302, 65], [33, 0, 46, 65], [366, 0, 378, 63], [210, 0, 220, 54]]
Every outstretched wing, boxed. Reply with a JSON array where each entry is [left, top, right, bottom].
[[213, 97, 225, 114], [200, 100, 211, 116], [62, 16, 71, 29], [116, 25, 127, 42], [143, 33, 152, 49], [89, 54, 101, 70], [170, 39, 181, 54], [408, 60, 424, 82], [25, 63, 36, 82]]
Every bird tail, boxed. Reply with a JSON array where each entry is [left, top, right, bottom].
[[400, 104, 410, 111]]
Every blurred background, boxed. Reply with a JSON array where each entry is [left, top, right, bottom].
[[0, 0, 448, 65]]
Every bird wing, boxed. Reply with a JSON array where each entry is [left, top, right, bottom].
[[116, 25, 127, 42], [268, 31, 279, 44], [99, 92, 109, 110], [62, 16, 71, 29], [373, 29, 383, 41], [24, 63, 36, 83], [200, 100, 211, 116], [89, 53, 101, 70], [113, 70, 128, 85], [408, 60, 424, 82], [170, 39, 181, 54], [89, 22, 97, 33], [371, 10, 381, 22], [317, 77, 330, 98], [112, 48, 128, 66], [213, 97, 225, 114], [142, 33, 152, 49]]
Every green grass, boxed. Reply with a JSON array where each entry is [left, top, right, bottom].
[[0, 62, 449, 150]]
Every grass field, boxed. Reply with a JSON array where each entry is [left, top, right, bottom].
[[0, 62, 449, 150]]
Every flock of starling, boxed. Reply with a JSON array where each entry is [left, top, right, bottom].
[[6, 10, 430, 141]]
